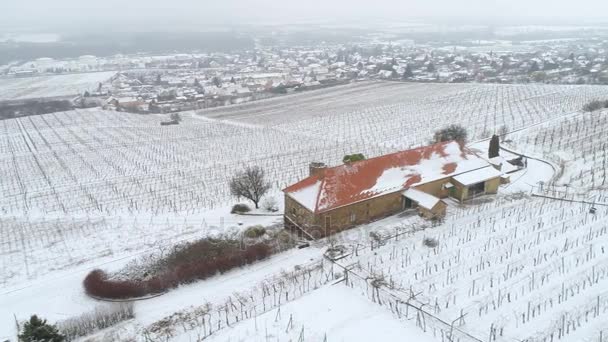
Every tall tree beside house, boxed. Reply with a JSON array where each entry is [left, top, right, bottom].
[[427, 62, 436, 73], [156, 74, 162, 85], [229, 166, 271, 209], [19, 315, 65, 342], [489, 134, 500, 158], [433, 124, 468, 144], [212, 76, 222, 88]]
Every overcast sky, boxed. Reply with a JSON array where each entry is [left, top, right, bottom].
[[2, 0, 608, 31]]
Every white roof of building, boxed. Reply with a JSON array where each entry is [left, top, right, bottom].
[[488, 156, 519, 173], [452, 166, 502, 186], [488, 156, 503, 165], [402, 188, 441, 210]]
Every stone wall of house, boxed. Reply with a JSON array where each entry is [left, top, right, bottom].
[[314, 192, 404, 237], [284, 194, 315, 230], [414, 178, 451, 198], [451, 180, 468, 202], [285, 175, 501, 238], [485, 177, 501, 194], [451, 176, 501, 201], [419, 200, 448, 219]]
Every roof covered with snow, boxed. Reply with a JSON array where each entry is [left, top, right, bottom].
[[402, 188, 442, 210], [283, 141, 491, 213], [452, 166, 502, 186]]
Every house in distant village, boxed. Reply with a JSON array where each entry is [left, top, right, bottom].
[[283, 141, 503, 238]]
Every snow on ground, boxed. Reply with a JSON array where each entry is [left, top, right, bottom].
[[2, 82, 608, 341], [197, 284, 436, 342], [332, 196, 608, 342], [0, 72, 116, 101], [506, 110, 608, 191], [468, 139, 555, 193], [0, 205, 283, 289], [0, 244, 323, 340]]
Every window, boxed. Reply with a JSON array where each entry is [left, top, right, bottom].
[[291, 207, 297, 216], [350, 212, 356, 223]]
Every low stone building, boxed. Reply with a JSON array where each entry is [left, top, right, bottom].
[[283, 141, 502, 238]]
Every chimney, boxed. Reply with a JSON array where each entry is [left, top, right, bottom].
[[309, 162, 327, 177]]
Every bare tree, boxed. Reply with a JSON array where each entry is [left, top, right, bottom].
[[498, 125, 509, 142], [230, 166, 271, 209]]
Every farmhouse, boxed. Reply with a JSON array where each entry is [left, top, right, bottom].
[[283, 141, 502, 237]]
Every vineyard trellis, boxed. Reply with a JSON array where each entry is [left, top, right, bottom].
[[325, 196, 608, 342]]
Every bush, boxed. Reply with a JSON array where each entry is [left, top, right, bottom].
[[423, 237, 439, 248], [231, 203, 251, 214], [58, 304, 134, 341], [84, 238, 272, 299], [583, 100, 608, 112], [19, 315, 65, 342], [244, 225, 267, 239], [433, 124, 468, 143], [343, 153, 365, 163], [261, 197, 279, 212]]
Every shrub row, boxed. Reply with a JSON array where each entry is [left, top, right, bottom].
[[57, 303, 134, 341], [84, 242, 271, 299]]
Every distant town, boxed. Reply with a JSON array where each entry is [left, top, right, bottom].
[[1, 31, 608, 117]]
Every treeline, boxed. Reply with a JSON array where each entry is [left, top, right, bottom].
[[0, 32, 254, 65], [0, 99, 74, 119]]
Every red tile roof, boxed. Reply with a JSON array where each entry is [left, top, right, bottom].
[[283, 141, 490, 213]]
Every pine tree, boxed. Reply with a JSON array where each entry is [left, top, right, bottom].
[[489, 134, 500, 158], [19, 315, 65, 342]]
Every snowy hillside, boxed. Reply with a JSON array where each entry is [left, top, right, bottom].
[[2, 81, 608, 341]]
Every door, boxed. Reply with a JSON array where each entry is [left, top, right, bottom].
[[325, 216, 331, 231], [402, 197, 413, 210], [468, 181, 486, 199]]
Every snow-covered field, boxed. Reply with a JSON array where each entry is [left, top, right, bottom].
[[2, 81, 608, 341], [0, 72, 116, 101], [508, 109, 608, 190]]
